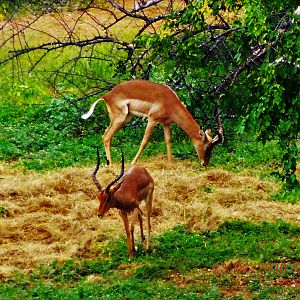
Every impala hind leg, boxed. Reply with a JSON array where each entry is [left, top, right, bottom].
[[136, 207, 145, 243], [145, 184, 154, 250], [163, 124, 173, 161]]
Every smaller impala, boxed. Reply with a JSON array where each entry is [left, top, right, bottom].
[[92, 148, 154, 258]]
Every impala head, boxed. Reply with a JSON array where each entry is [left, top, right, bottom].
[[92, 148, 124, 218], [198, 109, 225, 166]]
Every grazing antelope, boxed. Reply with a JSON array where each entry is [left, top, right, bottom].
[[92, 149, 154, 258], [82, 79, 224, 166]]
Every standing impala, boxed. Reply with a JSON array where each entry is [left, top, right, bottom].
[[92, 149, 154, 258], [82, 79, 224, 165]]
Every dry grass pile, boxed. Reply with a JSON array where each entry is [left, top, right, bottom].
[[1, 156, 300, 277]]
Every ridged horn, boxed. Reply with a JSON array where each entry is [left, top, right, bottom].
[[92, 148, 103, 192], [208, 107, 225, 150], [211, 107, 225, 146], [105, 151, 125, 193]]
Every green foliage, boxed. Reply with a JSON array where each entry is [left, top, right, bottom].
[[0, 206, 10, 218], [140, 0, 300, 188], [211, 139, 282, 169], [246, 55, 300, 188], [0, 77, 51, 106], [35, 259, 118, 283], [0, 96, 98, 169], [144, 221, 300, 276], [273, 187, 300, 204], [1, 220, 300, 299]]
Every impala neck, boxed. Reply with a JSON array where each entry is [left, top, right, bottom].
[[172, 105, 201, 143], [171, 104, 207, 164]]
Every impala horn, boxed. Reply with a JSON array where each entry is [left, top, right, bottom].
[[92, 147, 103, 192], [211, 107, 225, 146], [105, 151, 125, 193], [208, 107, 225, 150]]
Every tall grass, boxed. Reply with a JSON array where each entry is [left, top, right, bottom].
[[0, 44, 120, 103]]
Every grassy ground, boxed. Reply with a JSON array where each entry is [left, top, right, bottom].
[[1, 221, 300, 299], [1, 158, 300, 298]]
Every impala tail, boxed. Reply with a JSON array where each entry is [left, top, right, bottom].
[[82, 99, 102, 119]]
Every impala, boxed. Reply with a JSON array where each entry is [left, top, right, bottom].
[[82, 79, 224, 165], [92, 148, 154, 258]]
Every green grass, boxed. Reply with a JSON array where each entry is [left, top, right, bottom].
[[272, 187, 300, 205], [0, 95, 283, 169], [1, 220, 300, 299], [2, 94, 299, 202]]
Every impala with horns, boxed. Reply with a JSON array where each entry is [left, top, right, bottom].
[[92, 148, 154, 258], [82, 79, 224, 166]]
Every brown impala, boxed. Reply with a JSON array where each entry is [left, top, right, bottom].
[[91, 149, 154, 258], [82, 80, 224, 165]]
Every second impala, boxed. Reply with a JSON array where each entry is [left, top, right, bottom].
[[91, 149, 154, 258], [82, 79, 224, 165]]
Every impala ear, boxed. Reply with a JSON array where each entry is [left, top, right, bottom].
[[205, 129, 213, 142], [199, 129, 207, 142]]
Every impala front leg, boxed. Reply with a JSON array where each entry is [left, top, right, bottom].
[[131, 119, 157, 165], [132, 207, 145, 242], [131, 207, 145, 253], [119, 210, 134, 258]]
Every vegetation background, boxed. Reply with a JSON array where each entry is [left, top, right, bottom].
[[0, 0, 299, 298]]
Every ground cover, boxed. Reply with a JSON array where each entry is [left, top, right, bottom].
[[0, 3, 299, 298], [1, 158, 300, 298]]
